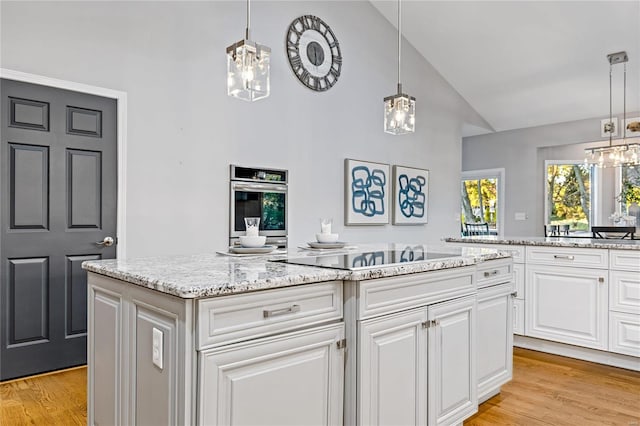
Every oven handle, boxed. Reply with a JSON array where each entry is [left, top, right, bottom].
[[232, 183, 288, 192]]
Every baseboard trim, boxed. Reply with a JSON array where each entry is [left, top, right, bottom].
[[514, 335, 640, 371]]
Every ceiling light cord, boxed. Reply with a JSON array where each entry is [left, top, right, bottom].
[[623, 62, 627, 140], [245, 0, 250, 40], [609, 63, 613, 147], [397, 0, 402, 93]]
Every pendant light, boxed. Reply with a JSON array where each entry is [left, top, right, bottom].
[[384, 0, 415, 135], [226, 0, 271, 102], [584, 51, 639, 167]]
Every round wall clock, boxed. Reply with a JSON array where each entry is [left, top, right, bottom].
[[286, 15, 342, 92]]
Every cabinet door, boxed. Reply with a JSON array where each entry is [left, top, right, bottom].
[[513, 298, 525, 335], [358, 307, 428, 426], [428, 295, 477, 426], [198, 323, 344, 426], [477, 284, 513, 402], [609, 311, 640, 357], [526, 265, 608, 350]]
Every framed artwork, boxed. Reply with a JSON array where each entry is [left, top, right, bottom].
[[601, 117, 618, 138], [624, 117, 640, 136], [392, 165, 429, 225], [344, 159, 390, 225]]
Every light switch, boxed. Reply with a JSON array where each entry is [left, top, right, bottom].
[[152, 327, 163, 369], [515, 212, 527, 221]]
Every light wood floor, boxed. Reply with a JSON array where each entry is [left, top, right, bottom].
[[1, 348, 639, 425]]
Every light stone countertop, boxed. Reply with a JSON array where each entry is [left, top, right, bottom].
[[82, 243, 510, 299], [444, 236, 640, 250]]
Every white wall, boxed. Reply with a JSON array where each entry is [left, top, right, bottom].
[[1, 1, 486, 257], [462, 114, 637, 237]]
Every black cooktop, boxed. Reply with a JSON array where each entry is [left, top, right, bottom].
[[278, 247, 456, 271]]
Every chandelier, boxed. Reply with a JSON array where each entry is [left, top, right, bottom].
[[584, 51, 639, 168], [384, 0, 415, 135], [226, 0, 270, 102]]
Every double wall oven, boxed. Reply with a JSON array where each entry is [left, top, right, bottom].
[[229, 165, 288, 248]]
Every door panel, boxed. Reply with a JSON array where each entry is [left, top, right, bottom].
[[9, 143, 49, 229], [1, 78, 117, 380], [8, 257, 49, 344], [67, 149, 102, 228]]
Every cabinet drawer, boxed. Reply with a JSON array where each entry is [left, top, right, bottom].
[[513, 298, 525, 335], [476, 258, 513, 289], [357, 267, 475, 320], [196, 281, 342, 349], [610, 250, 640, 272], [526, 246, 608, 269], [610, 270, 640, 314], [609, 311, 640, 357]]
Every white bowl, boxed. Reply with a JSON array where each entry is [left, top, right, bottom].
[[316, 233, 339, 243], [239, 235, 267, 248]]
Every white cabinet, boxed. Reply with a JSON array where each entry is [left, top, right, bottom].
[[428, 295, 477, 426], [199, 323, 345, 426], [526, 265, 608, 350], [358, 308, 428, 426], [357, 295, 477, 426], [609, 250, 640, 357], [477, 283, 513, 402], [513, 298, 525, 335]]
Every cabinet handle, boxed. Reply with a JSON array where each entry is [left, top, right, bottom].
[[598, 277, 605, 283], [510, 291, 518, 297], [483, 270, 499, 277], [263, 304, 300, 318], [553, 255, 575, 260]]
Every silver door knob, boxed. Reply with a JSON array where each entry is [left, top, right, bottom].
[[95, 236, 115, 247]]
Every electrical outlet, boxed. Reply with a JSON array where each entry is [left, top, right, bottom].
[[152, 327, 163, 369], [515, 212, 527, 221]]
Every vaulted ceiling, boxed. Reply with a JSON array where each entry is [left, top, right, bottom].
[[370, 1, 640, 136]]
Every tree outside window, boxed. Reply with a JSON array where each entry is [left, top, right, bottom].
[[546, 164, 591, 232], [618, 165, 640, 225], [461, 178, 498, 231]]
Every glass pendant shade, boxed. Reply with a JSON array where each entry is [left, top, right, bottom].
[[384, 89, 416, 135], [227, 40, 270, 102]]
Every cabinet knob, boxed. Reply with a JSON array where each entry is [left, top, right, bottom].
[[598, 277, 605, 283]]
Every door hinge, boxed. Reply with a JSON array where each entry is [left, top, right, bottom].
[[337, 339, 347, 350], [421, 320, 438, 329]]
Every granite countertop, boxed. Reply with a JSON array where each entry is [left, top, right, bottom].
[[444, 236, 640, 250], [82, 243, 510, 299]]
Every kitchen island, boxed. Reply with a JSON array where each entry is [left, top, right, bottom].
[[445, 236, 640, 372], [83, 244, 514, 426]]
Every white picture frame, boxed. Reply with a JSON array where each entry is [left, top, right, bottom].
[[601, 117, 618, 138], [624, 117, 640, 136], [392, 165, 429, 225], [344, 159, 390, 225]]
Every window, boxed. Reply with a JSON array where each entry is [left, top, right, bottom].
[[461, 169, 504, 236], [545, 162, 591, 233], [619, 164, 640, 222]]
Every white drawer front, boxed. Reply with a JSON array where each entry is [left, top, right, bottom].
[[357, 267, 475, 320], [610, 250, 640, 272], [196, 281, 342, 349], [609, 311, 640, 357], [610, 270, 640, 314], [476, 258, 514, 289], [526, 246, 608, 269], [513, 263, 525, 299], [513, 298, 525, 335]]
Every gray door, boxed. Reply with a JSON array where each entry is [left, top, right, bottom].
[[0, 79, 117, 381]]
